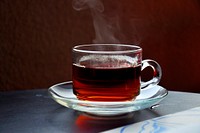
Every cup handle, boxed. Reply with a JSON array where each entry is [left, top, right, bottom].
[[141, 59, 162, 89]]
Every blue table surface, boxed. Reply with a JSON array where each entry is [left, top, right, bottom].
[[0, 89, 200, 133]]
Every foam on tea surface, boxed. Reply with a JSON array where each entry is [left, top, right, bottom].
[[78, 55, 138, 68]]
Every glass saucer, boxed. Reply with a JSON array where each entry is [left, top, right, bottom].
[[48, 81, 168, 116]]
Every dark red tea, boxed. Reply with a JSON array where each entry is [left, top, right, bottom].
[[72, 57, 141, 101]]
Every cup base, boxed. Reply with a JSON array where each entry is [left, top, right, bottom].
[[76, 95, 137, 102]]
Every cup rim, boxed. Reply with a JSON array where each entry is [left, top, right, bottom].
[[72, 44, 142, 54]]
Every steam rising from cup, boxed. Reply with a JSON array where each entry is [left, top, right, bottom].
[[72, 0, 122, 43]]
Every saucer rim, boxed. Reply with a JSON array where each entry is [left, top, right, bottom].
[[49, 81, 168, 104], [49, 81, 168, 115]]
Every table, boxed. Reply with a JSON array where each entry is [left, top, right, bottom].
[[1, 89, 200, 133]]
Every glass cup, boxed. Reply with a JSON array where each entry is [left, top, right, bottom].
[[72, 44, 162, 102]]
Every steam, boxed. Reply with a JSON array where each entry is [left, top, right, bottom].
[[72, 0, 104, 12], [72, 0, 122, 43]]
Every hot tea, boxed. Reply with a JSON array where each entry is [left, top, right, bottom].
[[72, 55, 141, 101]]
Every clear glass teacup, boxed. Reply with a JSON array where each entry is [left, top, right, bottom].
[[72, 44, 162, 102]]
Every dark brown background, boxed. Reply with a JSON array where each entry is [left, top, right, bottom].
[[1, 0, 200, 92]]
